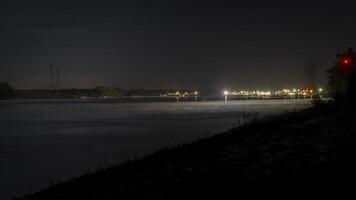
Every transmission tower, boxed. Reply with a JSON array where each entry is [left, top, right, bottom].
[[304, 62, 317, 89], [48, 65, 55, 90], [55, 68, 61, 90], [310, 64, 317, 89]]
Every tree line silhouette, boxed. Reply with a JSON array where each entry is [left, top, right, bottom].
[[0, 82, 14, 99], [328, 48, 356, 103]]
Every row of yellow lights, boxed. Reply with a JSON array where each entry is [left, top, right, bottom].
[[161, 88, 324, 97], [224, 88, 323, 96], [162, 91, 199, 97]]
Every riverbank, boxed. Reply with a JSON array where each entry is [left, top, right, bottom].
[[18, 102, 356, 200]]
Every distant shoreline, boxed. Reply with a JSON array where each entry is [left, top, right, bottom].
[[0, 96, 317, 104]]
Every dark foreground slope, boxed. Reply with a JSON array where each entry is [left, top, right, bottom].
[[19, 103, 356, 200]]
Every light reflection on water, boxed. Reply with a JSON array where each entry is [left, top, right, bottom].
[[0, 99, 311, 199]]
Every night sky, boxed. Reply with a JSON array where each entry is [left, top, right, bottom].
[[1, 0, 356, 90]]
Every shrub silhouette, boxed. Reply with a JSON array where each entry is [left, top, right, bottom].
[[327, 48, 356, 103]]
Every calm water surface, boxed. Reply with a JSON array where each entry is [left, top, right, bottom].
[[0, 99, 311, 199]]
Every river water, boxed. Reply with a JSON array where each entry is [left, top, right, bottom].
[[0, 99, 311, 199]]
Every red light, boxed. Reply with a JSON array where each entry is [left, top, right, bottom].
[[343, 59, 350, 65], [340, 58, 353, 76]]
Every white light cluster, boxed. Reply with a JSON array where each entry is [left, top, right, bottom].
[[225, 87, 323, 97], [227, 90, 272, 96], [163, 91, 200, 97]]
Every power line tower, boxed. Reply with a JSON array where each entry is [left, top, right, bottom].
[[305, 62, 317, 89], [55, 68, 61, 90], [48, 65, 62, 91], [48, 65, 55, 90], [311, 64, 317, 89]]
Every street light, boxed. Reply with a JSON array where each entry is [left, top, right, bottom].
[[224, 90, 229, 103], [194, 91, 198, 102]]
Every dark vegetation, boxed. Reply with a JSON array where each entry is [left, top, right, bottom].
[[95, 86, 120, 97], [328, 48, 356, 103], [17, 102, 356, 200], [0, 82, 14, 99], [14, 87, 120, 99], [14, 88, 191, 99], [121, 88, 183, 96]]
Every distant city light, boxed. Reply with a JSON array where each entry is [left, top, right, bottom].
[[162, 87, 319, 98], [162, 91, 200, 97], [220, 87, 318, 98]]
